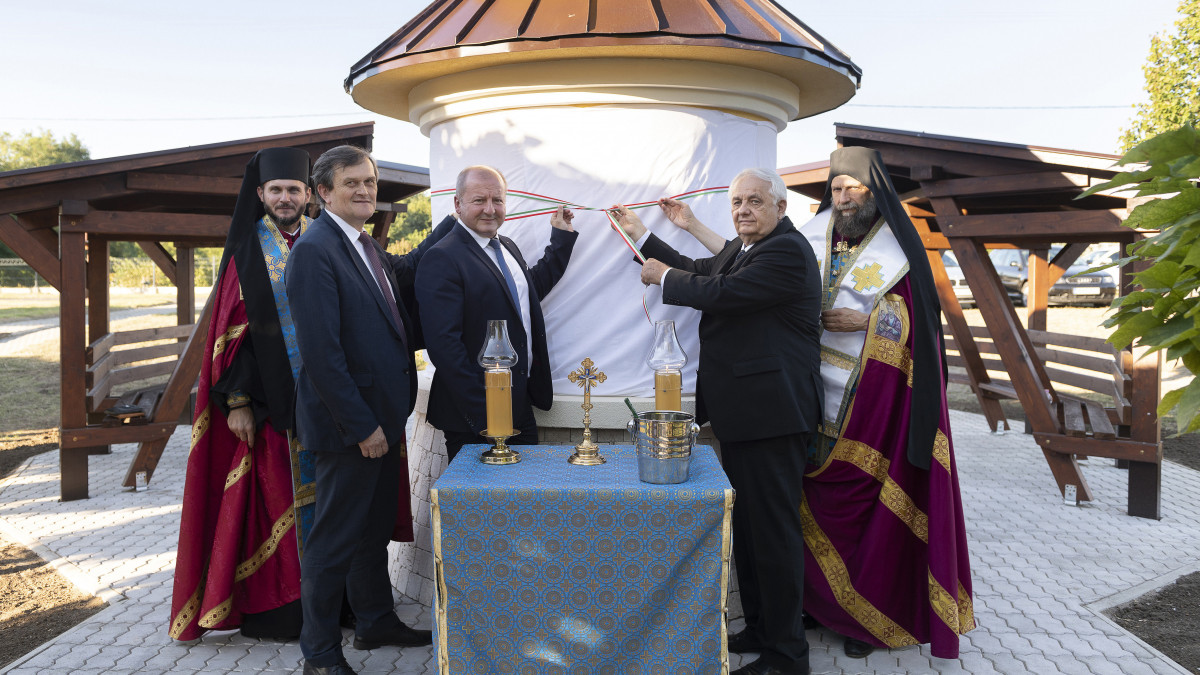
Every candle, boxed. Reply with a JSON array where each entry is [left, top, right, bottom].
[[654, 369, 682, 411], [485, 368, 513, 435]]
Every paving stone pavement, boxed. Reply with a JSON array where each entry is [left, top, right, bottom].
[[1, 409, 1197, 674]]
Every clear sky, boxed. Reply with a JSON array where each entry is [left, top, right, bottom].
[[0, 1, 1184, 169]]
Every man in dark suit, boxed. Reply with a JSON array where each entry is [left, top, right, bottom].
[[612, 168, 823, 675], [286, 145, 452, 675], [416, 165, 577, 461]]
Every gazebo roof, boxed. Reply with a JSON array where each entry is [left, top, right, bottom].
[[347, 0, 861, 124]]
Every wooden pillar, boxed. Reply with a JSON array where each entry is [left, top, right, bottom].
[[1026, 247, 1050, 338], [1127, 247, 1162, 519], [85, 236, 111, 456], [176, 245, 195, 325], [59, 204, 90, 501]]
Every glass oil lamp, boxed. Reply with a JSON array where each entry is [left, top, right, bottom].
[[478, 319, 520, 465], [646, 319, 687, 412]]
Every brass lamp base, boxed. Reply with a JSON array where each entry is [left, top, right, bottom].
[[479, 429, 521, 465], [568, 439, 606, 466]]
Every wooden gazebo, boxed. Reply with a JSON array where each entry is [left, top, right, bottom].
[[783, 124, 1161, 519], [0, 123, 430, 500]]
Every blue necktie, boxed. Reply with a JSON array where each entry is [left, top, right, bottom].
[[488, 238, 522, 311]]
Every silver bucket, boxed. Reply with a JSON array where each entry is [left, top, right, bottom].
[[627, 411, 700, 484]]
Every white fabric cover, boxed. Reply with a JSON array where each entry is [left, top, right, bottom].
[[428, 104, 777, 396]]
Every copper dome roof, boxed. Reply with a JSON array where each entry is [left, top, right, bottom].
[[347, 0, 861, 125]]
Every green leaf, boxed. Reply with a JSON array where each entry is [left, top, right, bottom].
[[1125, 125, 1200, 165], [1175, 377, 1200, 434], [1134, 260, 1181, 291], [1109, 310, 1163, 350], [1142, 314, 1199, 349], [1158, 386, 1186, 418], [1124, 190, 1200, 230]]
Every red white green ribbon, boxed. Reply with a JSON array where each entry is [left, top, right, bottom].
[[430, 185, 728, 265]]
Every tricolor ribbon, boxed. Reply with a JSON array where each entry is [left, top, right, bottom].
[[431, 186, 728, 265]]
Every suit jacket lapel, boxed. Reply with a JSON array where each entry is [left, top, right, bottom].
[[726, 216, 794, 273], [457, 224, 522, 316], [322, 214, 403, 337]]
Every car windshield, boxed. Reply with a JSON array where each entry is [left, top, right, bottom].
[[943, 252, 960, 267]]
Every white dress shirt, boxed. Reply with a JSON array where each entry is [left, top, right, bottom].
[[327, 210, 396, 303], [459, 220, 533, 366]]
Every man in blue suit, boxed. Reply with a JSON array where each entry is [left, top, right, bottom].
[[286, 145, 453, 675], [416, 165, 577, 460]]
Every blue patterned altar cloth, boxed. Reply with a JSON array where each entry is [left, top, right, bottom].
[[430, 444, 733, 675]]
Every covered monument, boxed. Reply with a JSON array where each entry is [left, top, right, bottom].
[[347, 0, 861, 411]]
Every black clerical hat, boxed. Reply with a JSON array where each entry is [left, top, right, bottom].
[[256, 147, 311, 185]]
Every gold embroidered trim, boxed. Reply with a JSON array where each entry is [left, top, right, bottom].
[[958, 581, 977, 633], [198, 597, 232, 629], [431, 489, 450, 674], [224, 454, 251, 491], [831, 439, 930, 544], [191, 407, 210, 453], [213, 323, 247, 358], [800, 495, 918, 648], [820, 347, 859, 372], [933, 431, 951, 474], [720, 489, 735, 668], [864, 338, 912, 378], [168, 581, 204, 639], [293, 484, 316, 507], [235, 505, 296, 582], [929, 570, 969, 635]]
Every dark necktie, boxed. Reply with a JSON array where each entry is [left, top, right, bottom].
[[357, 231, 407, 351], [488, 238, 522, 311]]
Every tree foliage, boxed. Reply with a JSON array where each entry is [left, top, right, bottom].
[[1083, 125, 1200, 431], [386, 192, 432, 254], [1120, 1, 1200, 152], [0, 129, 90, 172]]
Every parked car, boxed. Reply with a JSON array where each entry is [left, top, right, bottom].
[[942, 251, 974, 306], [987, 248, 1029, 306], [1049, 249, 1119, 307]]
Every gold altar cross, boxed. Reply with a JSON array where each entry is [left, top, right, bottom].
[[567, 358, 607, 465], [851, 262, 885, 292], [568, 358, 607, 409]]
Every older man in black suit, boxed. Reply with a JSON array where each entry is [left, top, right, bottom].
[[286, 145, 452, 675], [613, 168, 823, 675], [416, 165, 577, 461]]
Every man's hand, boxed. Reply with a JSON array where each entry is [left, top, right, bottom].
[[658, 198, 699, 232], [641, 258, 670, 286], [821, 308, 870, 332], [227, 406, 256, 448], [550, 205, 574, 232], [358, 426, 389, 459], [608, 205, 646, 241]]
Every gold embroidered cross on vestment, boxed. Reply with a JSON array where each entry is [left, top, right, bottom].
[[851, 262, 885, 292]]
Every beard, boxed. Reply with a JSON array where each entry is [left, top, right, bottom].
[[832, 194, 878, 240], [266, 203, 303, 232]]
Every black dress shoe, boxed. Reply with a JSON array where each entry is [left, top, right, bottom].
[[843, 636, 875, 658], [727, 629, 764, 654], [302, 659, 357, 675], [802, 612, 819, 630], [731, 656, 811, 675], [352, 622, 433, 649]]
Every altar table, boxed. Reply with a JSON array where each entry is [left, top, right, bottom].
[[430, 444, 733, 674]]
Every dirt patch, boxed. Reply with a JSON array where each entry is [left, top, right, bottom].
[[0, 432, 107, 669], [0, 532, 106, 669], [1108, 571, 1200, 672]]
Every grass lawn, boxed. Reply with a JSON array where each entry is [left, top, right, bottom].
[[0, 288, 210, 324], [0, 312, 184, 441]]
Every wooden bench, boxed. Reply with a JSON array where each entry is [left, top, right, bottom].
[[59, 322, 199, 500], [945, 325, 1132, 440]]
